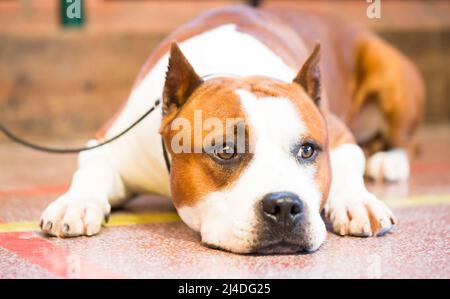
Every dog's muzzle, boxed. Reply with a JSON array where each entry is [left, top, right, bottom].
[[254, 191, 312, 254]]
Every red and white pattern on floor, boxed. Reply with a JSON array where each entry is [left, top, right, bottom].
[[0, 125, 449, 278]]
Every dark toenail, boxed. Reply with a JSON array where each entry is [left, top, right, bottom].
[[39, 219, 43, 229], [64, 223, 70, 233], [45, 221, 53, 230], [104, 213, 110, 224]]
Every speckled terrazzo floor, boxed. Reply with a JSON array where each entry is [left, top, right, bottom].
[[0, 124, 449, 278]]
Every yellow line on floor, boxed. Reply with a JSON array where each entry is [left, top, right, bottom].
[[0, 221, 38, 233], [0, 212, 180, 233], [105, 212, 180, 227], [384, 194, 450, 207], [0, 194, 449, 234]]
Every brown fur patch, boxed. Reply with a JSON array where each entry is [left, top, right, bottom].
[[163, 79, 251, 208], [350, 34, 424, 155]]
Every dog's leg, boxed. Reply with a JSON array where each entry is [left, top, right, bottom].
[[365, 149, 410, 182], [351, 35, 423, 183], [325, 143, 397, 237], [40, 142, 128, 237]]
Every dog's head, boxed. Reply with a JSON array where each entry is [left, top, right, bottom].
[[160, 43, 330, 254]]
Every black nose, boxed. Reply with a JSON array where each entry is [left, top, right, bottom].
[[262, 192, 304, 226]]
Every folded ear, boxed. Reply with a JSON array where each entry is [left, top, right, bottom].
[[293, 43, 321, 106], [163, 42, 203, 118]]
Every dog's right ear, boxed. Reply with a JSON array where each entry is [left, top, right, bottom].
[[162, 42, 203, 122]]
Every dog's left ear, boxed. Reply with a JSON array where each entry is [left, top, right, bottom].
[[293, 43, 321, 106], [162, 42, 203, 118]]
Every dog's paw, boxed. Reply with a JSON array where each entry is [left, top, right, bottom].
[[325, 191, 397, 237], [40, 194, 111, 237], [365, 149, 410, 182]]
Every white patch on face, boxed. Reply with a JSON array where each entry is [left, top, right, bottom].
[[178, 89, 326, 253]]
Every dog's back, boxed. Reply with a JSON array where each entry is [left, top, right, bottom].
[[114, 6, 423, 155]]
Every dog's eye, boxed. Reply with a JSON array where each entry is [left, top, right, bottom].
[[298, 143, 316, 161], [215, 144, 238, 161]]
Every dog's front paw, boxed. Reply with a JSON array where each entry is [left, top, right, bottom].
[[40, 194, 111, 237], [365, 149, 410, 182], [325, 191, 397, 237]]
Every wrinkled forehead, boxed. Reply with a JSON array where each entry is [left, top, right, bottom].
[[176, 76, 327, 144]]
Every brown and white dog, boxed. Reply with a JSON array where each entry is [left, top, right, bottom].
[[40, 6, 424, 254]]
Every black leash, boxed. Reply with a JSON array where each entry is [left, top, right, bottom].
[[0, 98, 172, 173], [161, 136, 171, 173], [0, 99, 162, 154]]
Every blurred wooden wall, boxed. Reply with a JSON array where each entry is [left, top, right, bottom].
[[0, 0, 449, 139]]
